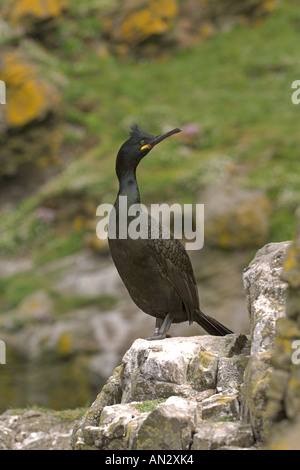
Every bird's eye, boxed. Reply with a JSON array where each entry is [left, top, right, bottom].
[[140, 140, 146, 146]]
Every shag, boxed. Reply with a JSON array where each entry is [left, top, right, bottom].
[[108, 125, 233, 340]]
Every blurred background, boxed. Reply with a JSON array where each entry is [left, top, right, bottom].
[[0, 0, 299, 413]]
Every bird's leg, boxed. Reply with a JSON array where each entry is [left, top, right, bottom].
[[154, 317, 162, 335], [146, 314, 173, 341], [145, 318, 162, 340]]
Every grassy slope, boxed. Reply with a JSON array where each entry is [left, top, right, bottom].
[[59, 0, 300, 215], [0, 0, 300, 309]]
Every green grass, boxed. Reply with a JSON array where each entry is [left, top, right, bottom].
[[4, 405, 87, 422], [134, 398, 167, 413], [0, 265, 117, 315], [56, 0, 300, 243], [49, 291, 117, 315], [214, 417, 236, 423], [33, 231, 85, 265], [0, 272, 46, 311]]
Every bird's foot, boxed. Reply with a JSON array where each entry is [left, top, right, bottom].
[[145, 333, 172, 341], [145, 315, 173, 340]]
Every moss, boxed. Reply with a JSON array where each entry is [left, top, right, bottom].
[[134, 398, 167, 413], [214, 416, 236, 423]]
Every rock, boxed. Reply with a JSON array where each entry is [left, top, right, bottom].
[[80, 396, 200, 451], [0, 257, 33, 279], [201, 392, 240, 421], [203, 184, 271, 249], [17, 290, 53, 322], [192, 421, 255, 450], [243, 352, 273, 442], [53, 252, 124, 298], [178, 0, 276, 44], [0, 42, 64, 176], [102, 0, 179, 54], [243, 241, 291, 355], [265, 418, 300, 451], [264, 207, 300, 449], [1, 0, 68, 38], [242, 240, 291, 442], [102, 0, 277, 56], [135, 396, 199, 450], [217, 354, 249, 393], [0, 47, 61, 130], [0, 409, 73, 450], [120, 335, 248, 403], [71, 333, 253, 450], [282, 210, 300, 291]]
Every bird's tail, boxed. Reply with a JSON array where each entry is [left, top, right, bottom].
[[194, 310, 233, 336]]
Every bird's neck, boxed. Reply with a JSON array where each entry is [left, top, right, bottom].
[[115, 169, 141, 210]]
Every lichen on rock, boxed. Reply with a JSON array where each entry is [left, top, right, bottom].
[[0, 42, 64, 176], [1, 0, 68, 37], [71, 333, 253, 450], [264, 207, 300, 449], [103, 0, 178, 49], [101, 0, 277, 57], [0, 49, 61, 129], [242, 240, 291, 442]]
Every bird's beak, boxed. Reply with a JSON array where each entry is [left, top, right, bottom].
[[140, 128, 181, 151]]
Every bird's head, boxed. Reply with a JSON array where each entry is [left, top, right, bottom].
[[116, 125, 181, 179]]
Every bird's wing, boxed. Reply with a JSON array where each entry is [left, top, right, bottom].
[[148, 233, 199, 324]]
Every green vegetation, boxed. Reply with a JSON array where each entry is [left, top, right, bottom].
[[0, 267, 117, 316], [5, 405, 87, 422], [0, 0, 299, 312], [1, 1, 299, 260], [214, 416, 236, 423], [134, 398, 167, 413]]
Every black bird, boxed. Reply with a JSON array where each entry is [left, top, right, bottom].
[[108, 125, 233, 340]]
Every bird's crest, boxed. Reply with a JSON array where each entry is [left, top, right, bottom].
[[129, 124, 143, 138], [129, 125, 154, 144]]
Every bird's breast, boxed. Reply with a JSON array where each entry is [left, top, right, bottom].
[[108, 236, 175, 316]]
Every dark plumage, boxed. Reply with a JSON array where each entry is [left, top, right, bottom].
[[108, 125, 233, 339]]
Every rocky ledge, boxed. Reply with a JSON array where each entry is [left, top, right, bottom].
[[71, 333, 252, 450], [70, 240, 294, 451]]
